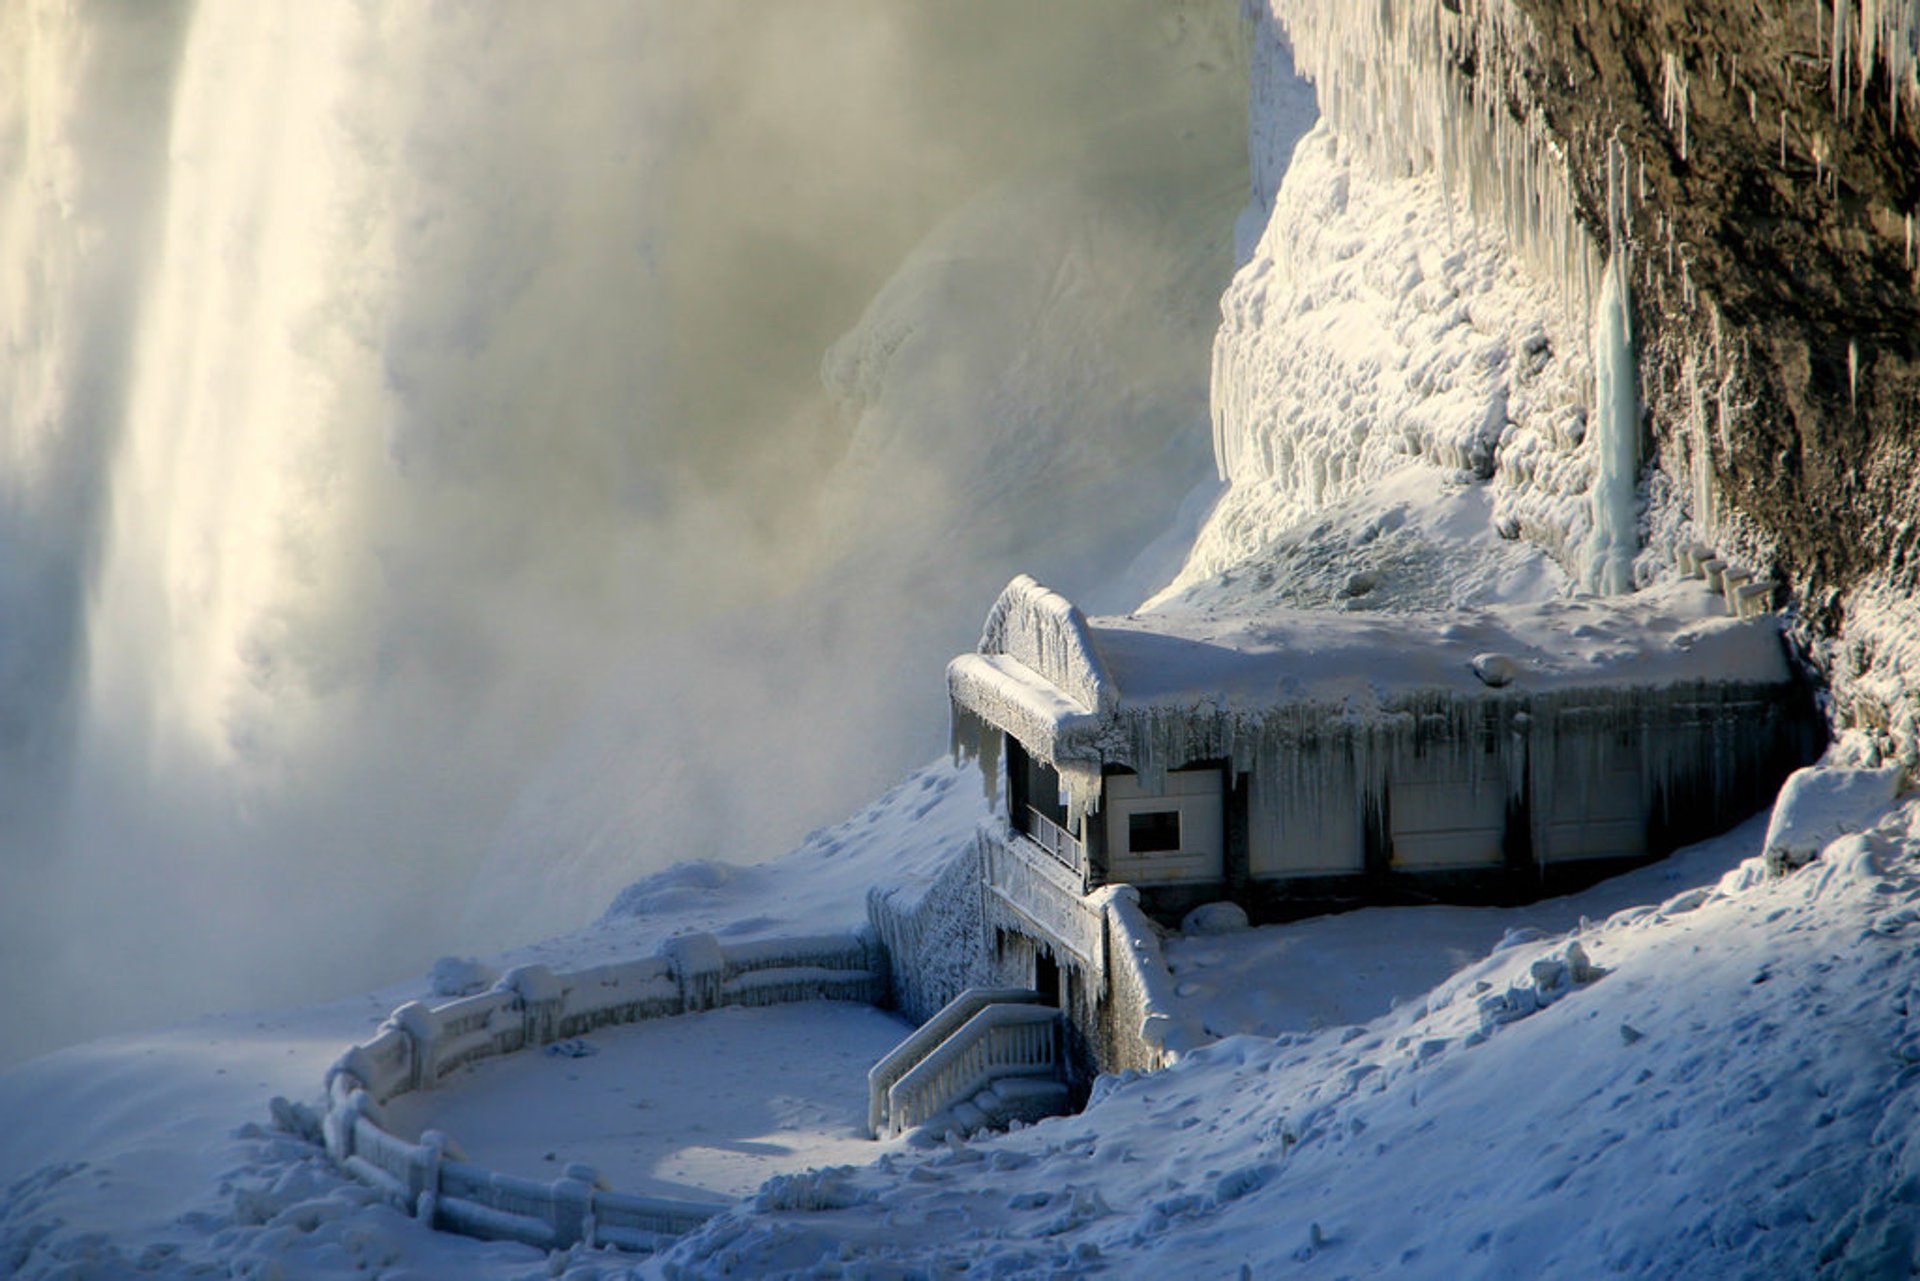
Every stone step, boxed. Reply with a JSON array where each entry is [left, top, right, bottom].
[[905, 1071, 1071, 1145]]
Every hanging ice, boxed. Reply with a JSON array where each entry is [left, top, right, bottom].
[[1584, 143, 1639, 596]]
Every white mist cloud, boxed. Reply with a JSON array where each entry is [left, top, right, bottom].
[[0, 0, 1250, 1063]]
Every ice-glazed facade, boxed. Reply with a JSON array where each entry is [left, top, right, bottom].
[[952, 575, 1822, 923]]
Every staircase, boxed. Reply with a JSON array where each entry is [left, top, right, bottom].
[[867, 987, 1070, 1143]]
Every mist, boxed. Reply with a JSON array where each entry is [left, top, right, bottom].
[[0, 0, 1250, 1066]]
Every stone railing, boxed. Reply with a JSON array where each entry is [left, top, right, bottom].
[[320, 929, 888, 1253]]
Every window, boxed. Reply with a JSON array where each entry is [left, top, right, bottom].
[[1128, 810, 1181, 854]]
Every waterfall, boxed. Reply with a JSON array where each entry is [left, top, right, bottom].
[[0, 0, 1249, 1061]]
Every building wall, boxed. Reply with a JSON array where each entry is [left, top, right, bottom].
[[1088, 680, 1822, 915], [1103, 768, 1226, 884]]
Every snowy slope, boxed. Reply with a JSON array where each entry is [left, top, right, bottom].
[[1154, 119, 1601, 616], [648, 795, 1920, 1279], [0, 761, 987, 1279], [6, 752, 1912, 1279]]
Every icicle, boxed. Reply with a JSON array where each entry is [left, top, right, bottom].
[[1686, 355, 1717, 541], [1906, 210, 1914, 269], [1584, 138, 1640, 597], [1849, 339, 1860, 412], [1268, 0, 1604, 331], [1833, 0, 1849, 120], [1662, 52, 1692, 162]]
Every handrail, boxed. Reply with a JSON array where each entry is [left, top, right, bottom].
[[883, 1004, 1060, 1138], [1024, 807, 1085, 875], [867, 986, 1043, 1137]]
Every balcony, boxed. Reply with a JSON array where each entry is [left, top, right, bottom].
[[1023, 806, 1086, 878]]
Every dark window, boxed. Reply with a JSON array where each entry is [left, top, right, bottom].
[[1017, 749, 1068, 833], [1128, 810, 1181, 853]]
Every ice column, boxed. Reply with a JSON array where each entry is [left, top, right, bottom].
[[1585, 142, 1640, 596]]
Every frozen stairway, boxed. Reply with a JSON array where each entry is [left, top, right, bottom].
[[911, 1076, 1072, 1147], [867, 987, 1068, 1141]]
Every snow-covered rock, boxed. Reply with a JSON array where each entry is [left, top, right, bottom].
[[1180, 902, 1249, 936], [427, 957, 499, 998], [1762, 763, 1909, 874]]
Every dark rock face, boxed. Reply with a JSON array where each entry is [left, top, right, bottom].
[[1504, 0, 1920, 630]]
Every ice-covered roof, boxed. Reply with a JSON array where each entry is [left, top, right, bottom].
[[1089, 583, 1789, 706], [950, 574, 1795, 767]]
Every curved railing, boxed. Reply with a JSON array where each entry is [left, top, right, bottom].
[[320, 929, 888, 1253]]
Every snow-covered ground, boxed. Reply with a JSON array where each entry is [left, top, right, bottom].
[[5, 756, 1913, 1278], [653, 791, 1920, 1279], [0, 767, 985, 1280], [380, 1002, 913, 1202], [1160, 814, 1768, 1041]]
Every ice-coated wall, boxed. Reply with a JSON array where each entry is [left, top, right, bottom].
[[1166, 0, 1682, 609]]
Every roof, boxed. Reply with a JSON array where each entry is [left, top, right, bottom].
[[949, 574, 1795, 768]]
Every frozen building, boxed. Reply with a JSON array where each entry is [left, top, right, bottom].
[[950, 575, 1822, 929]]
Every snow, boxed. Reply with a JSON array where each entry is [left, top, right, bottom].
[[9, 748, 1911, 1278], [1762, 763, 1910, 873], [0, 761, 986, 1279], [956, 573, 1795, 786], [380, 1003, 912, 1201], [1106, 578, 1785, 707], [1161, 813, 1772, 1041], [3, 2, 1915, 1278], [648, 794, 1920, 1279], [1166, 114, 1642, 611], [1815, 578, 1920, 765]]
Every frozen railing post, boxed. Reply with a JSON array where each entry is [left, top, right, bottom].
[[414, 1129, 456, 1223], [390, 1002, 437, 1092], [498, 965, 565, 1049], [664, 933, 727, 1012], [553, 1164, 602, 1248]]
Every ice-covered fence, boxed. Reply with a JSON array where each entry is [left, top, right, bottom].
[[318, 928, 887, 1252], [1677, 541, 1777, 620], [867, 986, 1046, 1137], [881, 1003, 1062, 1139], [713, 933, 890, 1008]]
